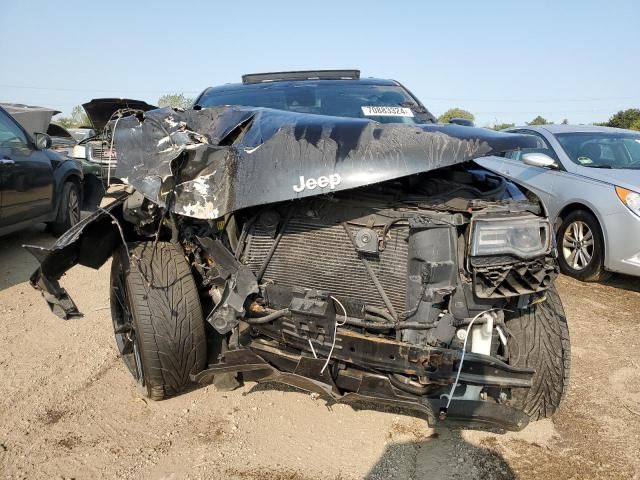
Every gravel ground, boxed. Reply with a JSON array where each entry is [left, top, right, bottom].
[[1, 221, 640, 479]]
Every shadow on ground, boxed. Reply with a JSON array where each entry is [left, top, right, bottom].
[[246, 382, 515, 479], [0, 224, 53, 291], [601, 273, 640, 293], [0, 191, 123, 293], [367, 427, 515, 480]]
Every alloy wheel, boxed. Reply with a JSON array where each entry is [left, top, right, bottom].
[[562, 220, 594, 271]]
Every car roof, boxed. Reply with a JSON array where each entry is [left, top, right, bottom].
[[508, 124, 636, 135], [199, 77, 401, 97]]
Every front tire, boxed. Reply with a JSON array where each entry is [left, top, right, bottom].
[[48, 181, 81, 236], [557, 209, 609, 281], [110, 242, 207, 400], [505, 286, 571, 421]]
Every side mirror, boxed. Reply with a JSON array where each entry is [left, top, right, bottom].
[[522, 152, 558, 169], [34, 133, 52, 150]]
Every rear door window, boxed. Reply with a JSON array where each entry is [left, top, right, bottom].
[[0, 110, 30, 149]]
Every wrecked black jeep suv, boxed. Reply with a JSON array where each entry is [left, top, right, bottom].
[[27, 71, 569, 431]]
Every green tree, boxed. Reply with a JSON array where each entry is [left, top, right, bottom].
[[53, 105, 90, 129], [54, 116, 75, 128], [527, 115, 552, 126], [438, 108, 474, 124], [561, 118, 569, 125], [630, 118, 640, 131], [604, 109, 640, 129], [158, 93, 194, 110], [491, 122, 515, 131]]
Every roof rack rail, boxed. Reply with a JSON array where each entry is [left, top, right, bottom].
[[242, 70, 360, 84]]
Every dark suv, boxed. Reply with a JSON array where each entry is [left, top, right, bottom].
[[29, 71, 569, 431], [195, 69, 437, 124], [0, 106, 84, 236]]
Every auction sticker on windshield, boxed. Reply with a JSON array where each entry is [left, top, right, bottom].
[[361, 106, 414, 117]]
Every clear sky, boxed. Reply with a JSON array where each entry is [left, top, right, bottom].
[[1, 0, 638, 126]]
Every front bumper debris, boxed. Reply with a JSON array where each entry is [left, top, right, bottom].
[[24, 194, 129, 319], [191, 347, 530, 431]]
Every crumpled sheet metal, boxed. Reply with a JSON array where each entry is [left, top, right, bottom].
[[113, 106, 538, 220], [25, 196, 128, 319]]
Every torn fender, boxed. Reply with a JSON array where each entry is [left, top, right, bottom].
[[196, 237, 259, 334], [25, 194, 129, 319], [113, 106, 538, 220]]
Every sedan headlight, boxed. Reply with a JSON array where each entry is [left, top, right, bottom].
[[615, 186, 640, 217], [470, 215, 552, 258]]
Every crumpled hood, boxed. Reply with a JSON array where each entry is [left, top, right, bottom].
[[82, 98, 156, 131], [113, 106, 539, 219]]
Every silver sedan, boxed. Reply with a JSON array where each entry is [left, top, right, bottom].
[[477, 125, 640, 281]]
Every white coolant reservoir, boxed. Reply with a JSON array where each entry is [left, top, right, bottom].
[[471, 313, 494, 356], [449, 312, 495, 402]]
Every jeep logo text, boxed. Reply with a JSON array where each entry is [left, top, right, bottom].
[[293, 173, 342, 193]]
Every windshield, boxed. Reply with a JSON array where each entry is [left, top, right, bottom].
[[197, 81, 435, 124], [556, 132, 640, 169]]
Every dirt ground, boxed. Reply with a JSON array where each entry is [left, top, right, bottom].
[[1, 221, 640, 480]]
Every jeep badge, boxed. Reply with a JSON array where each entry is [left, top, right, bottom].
[[293, 174, 342, 193]]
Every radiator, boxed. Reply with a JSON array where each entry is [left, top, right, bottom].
[[243, 217, 409, 313]]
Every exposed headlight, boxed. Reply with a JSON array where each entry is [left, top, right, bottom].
[[85, 144, 94, 162], [615, 186, 640, 217], [72, 144, 86, 160], [470, 215, 552, 258]]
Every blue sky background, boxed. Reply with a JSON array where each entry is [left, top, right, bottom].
[[1, 0, 638, 126]]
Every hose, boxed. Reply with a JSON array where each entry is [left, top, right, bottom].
[[246, 307, 394, 332], [256, 209, 293, 281], [395, 321, 438, 330], [388, 373, 430, 395], [246, 308, 438, 332], [343, 316, 394, 331], [246, 304, 444, 334], [234, 214, 259, 259], [245, 309, 289, 324], [364, 305, 395, 323]]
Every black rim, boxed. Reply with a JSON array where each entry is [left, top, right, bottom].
[[111, 260, 144, 385]]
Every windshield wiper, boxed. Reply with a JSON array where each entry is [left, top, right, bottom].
[[400, 101, 427, 114]]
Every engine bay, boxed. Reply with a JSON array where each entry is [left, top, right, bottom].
[[167, 166, 558, 413]]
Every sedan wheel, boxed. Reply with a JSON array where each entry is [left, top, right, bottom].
[[562, 220, 594, 270], [557, 209, 609, 282]]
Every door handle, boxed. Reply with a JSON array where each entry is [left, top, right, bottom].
[[0, 158, 15, 165]]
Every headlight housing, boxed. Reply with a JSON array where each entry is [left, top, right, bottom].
[[615, 186, 640, 217], [71, 144, 86, 160], [470, 215, 552, 259], [85, 143, 94, 162]]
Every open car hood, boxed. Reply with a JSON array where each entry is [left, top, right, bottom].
[[82, 98, 156, 131], [113, 106, 539, 219], [1, 103, 60, 137]]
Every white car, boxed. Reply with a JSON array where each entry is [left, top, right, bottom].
[[477, 124, 640, 281]]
